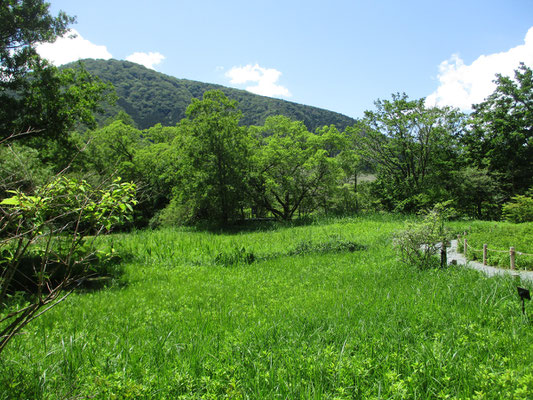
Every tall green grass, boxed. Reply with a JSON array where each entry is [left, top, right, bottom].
[[1, 214, 532, 399]]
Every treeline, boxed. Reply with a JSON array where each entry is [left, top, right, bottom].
[[5, 64, 532, 228], [1, 0, 532, 228]]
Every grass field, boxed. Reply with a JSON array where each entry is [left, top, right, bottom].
[[1, 215, 532, 399]]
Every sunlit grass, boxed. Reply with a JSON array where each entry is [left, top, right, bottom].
[[1, 214, 532, 399]]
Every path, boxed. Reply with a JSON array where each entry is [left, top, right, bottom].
[[446, 240, 533, 283]]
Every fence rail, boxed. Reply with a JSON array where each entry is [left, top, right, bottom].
[[459, 233, 533, 270]]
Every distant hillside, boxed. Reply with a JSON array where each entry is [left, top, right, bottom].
[[69, 59, 356, 131]]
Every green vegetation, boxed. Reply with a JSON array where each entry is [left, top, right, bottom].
[[72, 59, 357, 131], [453, 220, 533, 271], [502, 192, 533, 223], [351, 94, 465, 213], [394, 204, 453, 270], [0, 176, 136, 354], [464, 63, 533, 198], [2, 2, 533, 398], [1, 215, 532, 399]]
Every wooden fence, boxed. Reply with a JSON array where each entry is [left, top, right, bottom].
[[459, 233, 533, 270]]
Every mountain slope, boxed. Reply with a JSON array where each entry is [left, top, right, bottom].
[[71, 59, 356, 131]]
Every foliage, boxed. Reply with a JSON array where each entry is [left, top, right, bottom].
[[73, 59, 356, 131], [0, 142, 53, 198], [354, 93, 464, 212], [452, 220, 533, 270], [84, 120, 143, 179], [1, 56, 113, 148], [394, 204, 453, 269], [0, 0, 73, 89], [249, 116, 342, 220], [0, 176, 136, 355], [170, 90, 250, 224], [464, 63, 533, 197], [1, 0, 114, 170], [288, 236, 365, 256], [1, 215, 531, 399], [502, 192, 533, 223], [450, 166, 503, 219], [214, 246, 256, 266]]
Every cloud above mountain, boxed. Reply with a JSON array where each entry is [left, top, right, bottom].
[[36, 30, 165, 70], [35, 29, 112, 65], [226, 64, 291, 98], [125, 52, 165, 69]]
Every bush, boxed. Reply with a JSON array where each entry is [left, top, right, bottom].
[[0, 176, 136, 355], [394, 204, 453, 270], [502, 192, 533, 223]]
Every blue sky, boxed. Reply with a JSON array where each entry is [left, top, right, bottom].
[[38, 0, 533, 119]]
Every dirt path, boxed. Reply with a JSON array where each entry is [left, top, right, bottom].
[[446, 240, 533, 283]]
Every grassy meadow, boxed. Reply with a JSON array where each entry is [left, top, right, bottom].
[[1, 215, 532, 399]]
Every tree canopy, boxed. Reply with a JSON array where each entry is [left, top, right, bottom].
[[0, 1, 112, 144], [353, 93, 464, 211], [464, 63, 533, 197]]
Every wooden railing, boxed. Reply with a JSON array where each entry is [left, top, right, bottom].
[[459, 233, 533, 270]]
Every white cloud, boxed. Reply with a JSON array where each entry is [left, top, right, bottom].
[[125, 52, 165, 70], [426, 26, 533, 110], [226, 64, 291, 98], [35, 29, 112, 65]]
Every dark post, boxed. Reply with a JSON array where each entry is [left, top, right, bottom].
[[517, 287, 531, 316], [440, 240, 447, 268]]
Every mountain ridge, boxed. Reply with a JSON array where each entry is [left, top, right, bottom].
[[67, 59, 357, 131]]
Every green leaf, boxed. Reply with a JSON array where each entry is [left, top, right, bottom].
[[0, 197, 20, 205]]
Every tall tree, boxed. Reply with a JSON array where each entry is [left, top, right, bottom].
[[0, 0, 73, 84], [356, 93, 464, 211], [172, 90, 250, 224], [249, 116, 340, 220], [1, 0, 112, 145], [464, 63, 533, 197]]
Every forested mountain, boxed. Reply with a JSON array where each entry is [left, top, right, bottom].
[[69, 59, 357, 131]]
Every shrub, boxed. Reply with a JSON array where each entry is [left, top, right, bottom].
[[394, 204, 453, 269], [502, 192, 533, 223], [0, 176, 136, 355]]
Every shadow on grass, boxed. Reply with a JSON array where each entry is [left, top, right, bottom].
[[2, 248, 133, 298], [213, 235, 367, 267]]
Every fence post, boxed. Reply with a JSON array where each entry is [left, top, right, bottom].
[[483, 244, 487, 266], [440, 239, 447, 268], [510, 247, 516, 270]]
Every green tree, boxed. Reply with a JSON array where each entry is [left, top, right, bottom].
[[170, 90, 250, 224], [338, 123, 366, 213], [82, 121, 181, 226], [84, 120, 143, 180], [249, 116, 340, 220], [1, 2, 112, 144], [0, 0, 73, 91], [464, 63, 533, 197], [356, 93, 464, 212], [450, 167, 502, 219], [502, 191, 533, 223], [0, 2, 138, 358]]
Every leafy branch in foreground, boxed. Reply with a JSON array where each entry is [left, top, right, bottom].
[[0, 176, 136, 355]]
